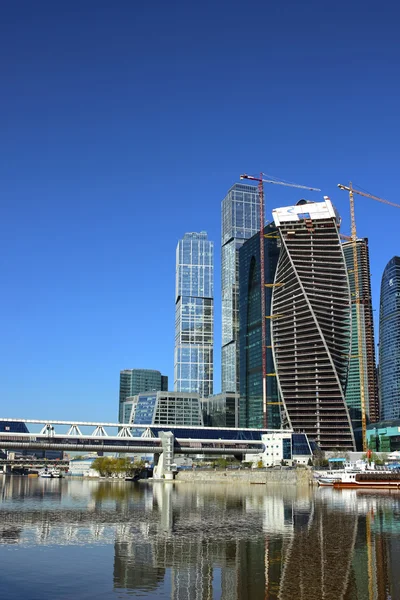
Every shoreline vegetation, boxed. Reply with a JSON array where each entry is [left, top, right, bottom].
[[91, 457, 146, 478]]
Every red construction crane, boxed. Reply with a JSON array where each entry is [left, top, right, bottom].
[[240, 173, 321, 428]]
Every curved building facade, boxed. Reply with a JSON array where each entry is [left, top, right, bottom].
[[271, 199, 355, 450], [379, 256, 400, 420]]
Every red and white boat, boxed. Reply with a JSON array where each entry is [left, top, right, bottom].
[[333, 471, 400, 489]]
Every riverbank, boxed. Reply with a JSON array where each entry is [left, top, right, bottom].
[[174, 468, 312, 485]]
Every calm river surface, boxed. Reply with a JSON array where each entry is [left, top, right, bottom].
[[0, 476, 399, 599]]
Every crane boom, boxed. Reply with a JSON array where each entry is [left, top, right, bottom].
[[241, 173, 321, 192], [240, 172, 320, 429], [338, 184, 400, 209]]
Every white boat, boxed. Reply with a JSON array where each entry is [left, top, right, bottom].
[[39, 468, 63, 479], [39, 468, 53, 478], [317, 477, 339, 487]]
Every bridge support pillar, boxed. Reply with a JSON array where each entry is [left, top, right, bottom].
[[153, 432, 175, 480], [3, 465, 11, 474]]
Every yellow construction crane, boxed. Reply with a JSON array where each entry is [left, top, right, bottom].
[[338, 182, 400, 451]]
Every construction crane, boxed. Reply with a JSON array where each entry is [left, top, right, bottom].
[[338, 182, 400, 452], [240, 173, 321, 428]]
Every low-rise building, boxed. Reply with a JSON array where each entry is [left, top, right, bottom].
[[68, 456, 98, 477], [245, 432, 313, 467]]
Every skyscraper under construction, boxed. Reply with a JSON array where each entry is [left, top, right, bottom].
[[342, 239, 379, 427], [271, 198, 355, 451]]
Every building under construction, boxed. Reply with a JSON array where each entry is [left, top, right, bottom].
[[271, 198, 355, 451], [342, 239, 379, 428]]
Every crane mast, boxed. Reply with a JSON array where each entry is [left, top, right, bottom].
[[241, 173, 320, 428]]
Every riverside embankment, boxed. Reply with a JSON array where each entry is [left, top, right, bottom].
[[174, 468, 312, 485]]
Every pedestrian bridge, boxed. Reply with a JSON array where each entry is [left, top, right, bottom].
[[0, 418, 304, 478]]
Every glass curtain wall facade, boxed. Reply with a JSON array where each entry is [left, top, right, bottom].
[[271, 199, 355, 451], [343, 239, 379, 428], [221, 184, 259, 394], [174, 232, 214, 397], [119, 369, 168, 422], [128, 392, 204, 428], [379, 256, 400, 420], [201, 392, 240, 428], [239, 223, 281, 429]]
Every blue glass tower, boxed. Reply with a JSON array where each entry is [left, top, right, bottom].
[[239, 223, 281, 428], [174, 232, 214, 397], [221, 183, 259, 394], [379, 256, 400, 420]]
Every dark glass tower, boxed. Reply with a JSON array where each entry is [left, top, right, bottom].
[[239, 223, 281, 429], [379, 256, 400, 420], [271, 199, 355, 450], [221, 183, 259, 394], [343, 239, 379, 427]]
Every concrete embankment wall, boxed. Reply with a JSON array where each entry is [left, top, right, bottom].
[[175, 468, 312, 485]]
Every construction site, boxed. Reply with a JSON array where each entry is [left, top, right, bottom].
[[238, 173, 400, 452]]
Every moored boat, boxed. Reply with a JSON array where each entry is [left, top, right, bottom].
[[317, 477, 339, 486], [333, 472, 400, 489], [39, 468, 63, 479]]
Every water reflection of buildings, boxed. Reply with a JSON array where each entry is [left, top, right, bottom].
[[1, 476, 400, 599]]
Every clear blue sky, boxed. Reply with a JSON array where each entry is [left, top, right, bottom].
[[1, 1, 399, 421]]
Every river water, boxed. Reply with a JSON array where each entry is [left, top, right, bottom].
[[0, 476, 399, 599]]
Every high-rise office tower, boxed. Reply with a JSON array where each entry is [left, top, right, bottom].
[[221, 183, 259, 393], [271, 199, 355, 450], [238, 223, 281, 428], [174, 232, 214, 397], [118, 369, 168, 422], [379, 256, 400, 420], [343, 239, 379, 427]]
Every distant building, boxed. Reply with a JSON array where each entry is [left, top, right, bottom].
[[0, 420, 29, 434], [379, 256, 400, 420], [366, 418, 400, 453], [128, 391, 204, 429], [271, 199, 355, 451], [68, 456, 97, 477], [343, 239, 379, 427], [120, 396, 138, 425], [238, 223, 281, 429], [119, 369, 168, 422], [174, 232, 214, 397], [0, 420, 63, 460], [221, 183, 259, 394], [245, 432, 313, 467], [201, 392, 240, 428]]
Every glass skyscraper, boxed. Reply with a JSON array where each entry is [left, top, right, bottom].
[[379, 256, 400, 420], [238, 223, 281, 428], [118, 369, 168, 422], [343, 239, 379, 428], [221, 183, 259, 393], [174, 232, 214, 397]]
